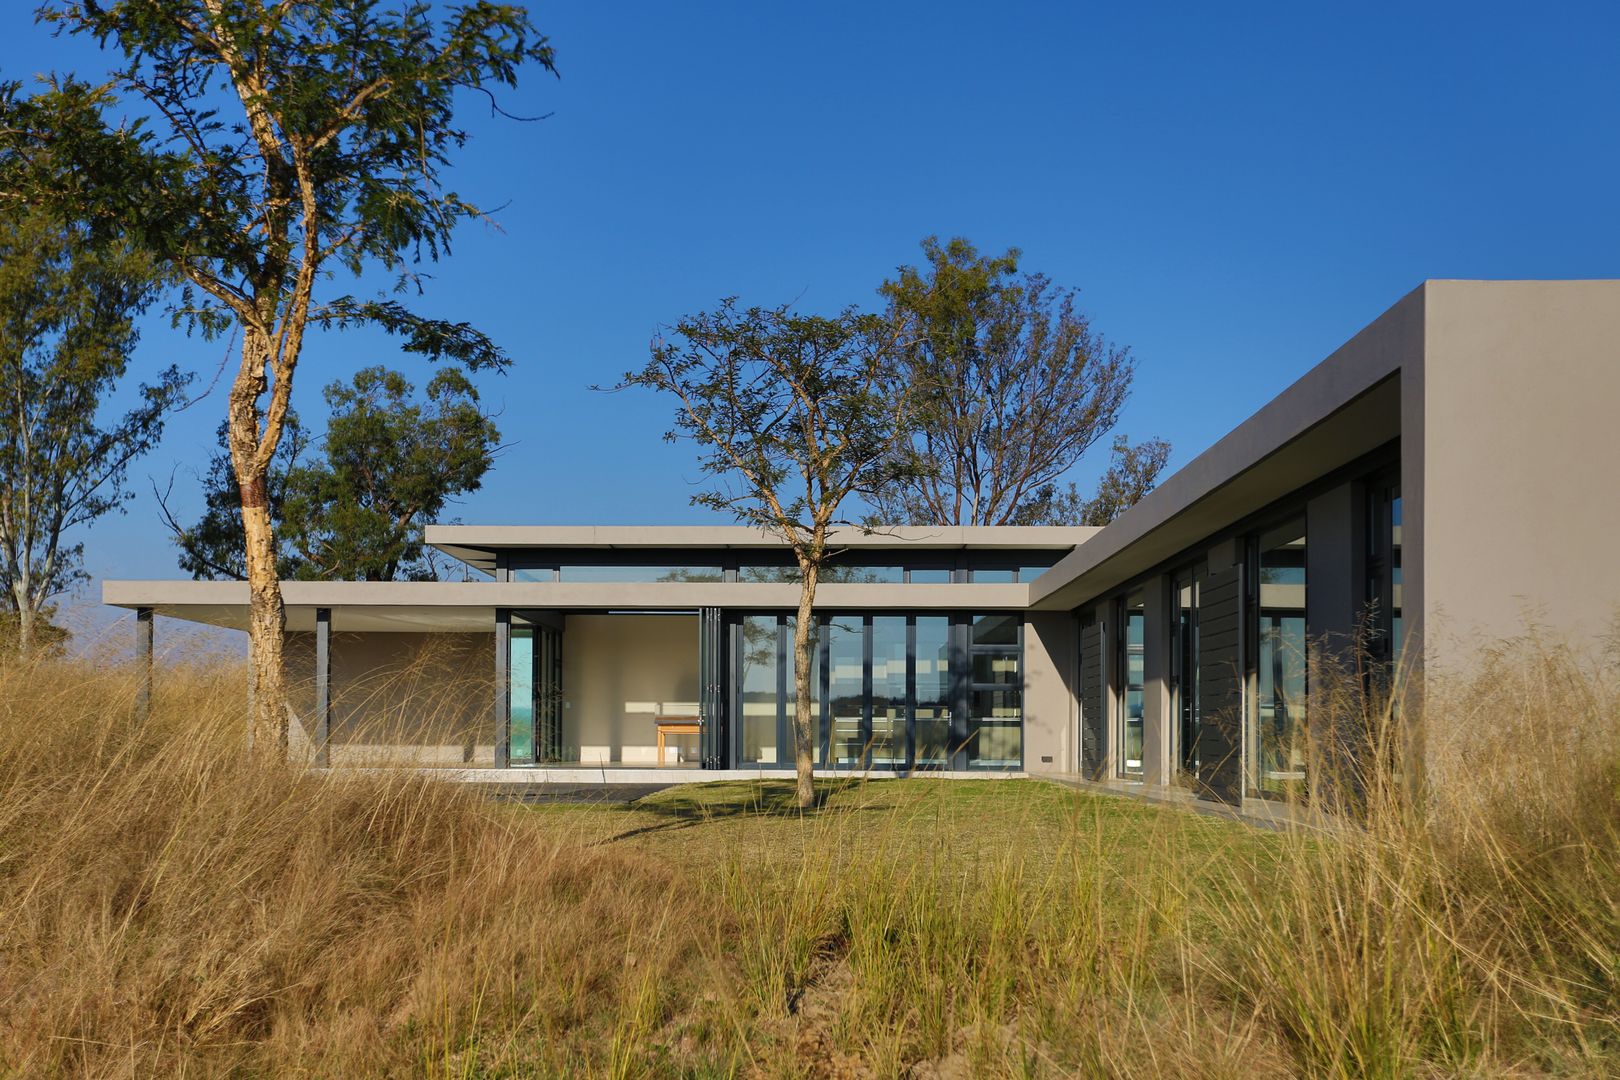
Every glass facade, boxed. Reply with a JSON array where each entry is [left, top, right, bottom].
[[1117, 592, 1145, 777], [732, 612, 1021, 770], [1253, 516, 1308, 798]]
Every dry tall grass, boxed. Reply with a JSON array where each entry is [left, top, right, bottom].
[[0, 633, 1615, 1078]]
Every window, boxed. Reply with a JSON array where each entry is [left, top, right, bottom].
[[511, 566, 554, 582], [1253, 516, 1308, 798], [967, 614, 1023, 767], [731, 612, 1020, 770], [1116, 592, 1145, 777], [1171, 565, 1205, 778], [509, 625, 535, 765], [1366, 478, 1403, 668], [557, 565, 723, 583], [908, 568, 952, 584], [739, 615, 779, 764], [870, 617, 906, 767], [970, 568, 1016, 584], [827, 617, 865, 766], [914, 617, 952, 765]]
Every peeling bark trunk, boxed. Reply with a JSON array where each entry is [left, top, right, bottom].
[[791, 557, 820, 810], [229, 332, 288, 758]]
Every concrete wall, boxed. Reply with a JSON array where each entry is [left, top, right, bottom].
[[561, 614, 698, 765], [1023, 612, 1077, 773], [1415, 281, 1620, 668], [290, 630, 494, 765]]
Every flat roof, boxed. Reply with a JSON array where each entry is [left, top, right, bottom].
[[425, 524, 1099, 574], [101, 578, 1036, 632]]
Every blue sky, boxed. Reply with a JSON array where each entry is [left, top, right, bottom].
[[3, 2, 1617, 635]]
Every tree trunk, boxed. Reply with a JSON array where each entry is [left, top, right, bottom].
[[791, 559, 820, 810], [241, 492, 287, 756], [228, 334, 288, 759], [13, 595, 32, 657]]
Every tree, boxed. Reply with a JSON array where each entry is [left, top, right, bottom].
[[20, 2, 556, 752], [165, 366, 498, 582], [869, 236, 1156, 526], [614, 301, 914, 809], [0, 206, 188, 655], [1009, 434, 1173, 527]]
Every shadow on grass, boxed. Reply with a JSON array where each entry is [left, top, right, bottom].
[[592, 777, 886, 846]]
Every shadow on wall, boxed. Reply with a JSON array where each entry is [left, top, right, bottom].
[[286, 631, 495, 766]]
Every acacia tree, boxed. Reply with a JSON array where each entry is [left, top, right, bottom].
[[615, 301, 914, 809], [870, 236, 1164, 526], [21, 2, 555, 751], [0, 206, 188, 655], [166, 365, 498, 582]]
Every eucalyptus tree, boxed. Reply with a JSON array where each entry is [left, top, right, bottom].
[[19, 1, 556, 751], [0, 207, 187, 655], [871, 236, 1164, 526], [167, 365, 499, 582], [614, 301, 914, 809]]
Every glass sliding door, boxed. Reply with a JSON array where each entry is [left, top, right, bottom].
[[827, 617, 865, 767], [739, 615, 780, 764], [1116, 593, 1145, 778], [967, 614, 1022, 769], [1253, 516, 1308, 798], [913, 616, 952, 767], [870, 616, 906, 767]]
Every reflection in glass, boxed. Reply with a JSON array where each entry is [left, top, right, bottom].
[[827, 618, 865, 766], [968, 614, 1022, 768], [557, 565, 723, 583], [1391, 493, 1403, 659], [1118, 593, 1145, 777], [973, 614, 1019, 645], [509, 625, 534, 765], [871, 617, 906, 767], [971, 568, 1016, 584], [914, 617, 952, 765], [740, 615, 778, 764], [908, 568, 952, 584], [1255, 517, 1308, 798]]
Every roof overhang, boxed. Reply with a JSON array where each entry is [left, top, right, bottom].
[[101, 579, 1037, 633], [1028, 284, 1419, 610], [424, 525, 1098, 575]]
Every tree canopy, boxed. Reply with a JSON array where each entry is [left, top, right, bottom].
[[614, 300, 915, 807], [0, 206, 188, 654], [870, 236, 1164, 527], [6, 0, 556, 747], [166, 365, 499, 582]]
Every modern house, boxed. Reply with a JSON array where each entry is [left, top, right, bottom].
[[104, 281, 1620, 807]]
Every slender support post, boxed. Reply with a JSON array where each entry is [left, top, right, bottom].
[[494, 608, 511, 768], [135, 607, 153, 720], [314, 607, 331, 767]]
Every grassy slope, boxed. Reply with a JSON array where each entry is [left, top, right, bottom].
[[1, 642, 1616, 1078]]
